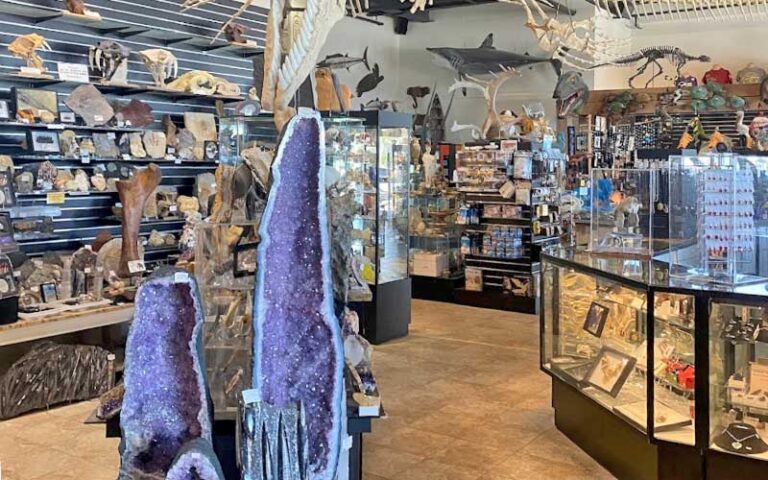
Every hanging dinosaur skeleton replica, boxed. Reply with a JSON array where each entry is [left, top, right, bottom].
[[591, 0, 768, 24]]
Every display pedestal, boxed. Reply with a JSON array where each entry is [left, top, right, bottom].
[[354, 278, 411, 344], [552, 378, 700, 480], [411, 274, 463, 302]]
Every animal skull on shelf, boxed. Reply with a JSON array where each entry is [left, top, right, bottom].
[[8, 33, 52, 74], [138, 49, 178, 88], [89, 40, 130, 83], [183, 0, 368, 130], [448, 67, 522, 140], [500, 0, 630, 70]]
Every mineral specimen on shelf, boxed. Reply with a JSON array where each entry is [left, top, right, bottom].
[[163, 115, 178, 147], [54, 169, 74, 191], [65, 84, 114, 127], [96, 238, 144, 277], [163, 233, 176, 246], [39, 110, 56, 124], [129, 133, 147, 158], [176, 195, 200, 216], [176, 129, 196, 161], [148, 230, 165, 248], [15, 172, 34, 193], [143, 131, 166, 159], [0, 155, 12, 171], [116, 164, 161, 277], [73, 169, 90, 192], [60, 130, 79, 158], [107, 178, 119, 192], [119, 267, 220, 479], [93, 133, 119, 159], [79, 137, 96, 156], [15, 88, 57, 116], [225, 23, 246, 44], [116, 99, 154, 128], [90, 40, 130, 84], [16, 109, 35, 123], [251, 110, 344, 480], [96, 383, 124, 420], [0, 342, 112, 420], [184, 112, 217, 142], [72, 245, 98, 271], [37, 161, 57, 190], [167, 70, 218, 95], [195, 173, 216, 216], [143, 188, 158, 218]]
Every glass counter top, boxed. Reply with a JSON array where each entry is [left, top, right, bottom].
[[542, 246, 768, 297]]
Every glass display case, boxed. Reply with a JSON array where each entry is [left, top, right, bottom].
[[409, 192, 463, 279], [665, 153, 766, 285], [541, 246, 768, 480], [218, 115, 277, 166], [195, 221, 259, 418], [348, 111, 413, 343], [589, 168, 656, 257]]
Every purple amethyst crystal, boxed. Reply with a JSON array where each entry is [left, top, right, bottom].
[[119, 267, 221, 479], [252, 109, 344, 480], [166, 438, 226, 480]]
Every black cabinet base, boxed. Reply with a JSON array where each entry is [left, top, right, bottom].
[[552, 378, 701, 480], [355, 278, 411, 345], [411, 274, 464, 302], [454, 288, 537, 314]]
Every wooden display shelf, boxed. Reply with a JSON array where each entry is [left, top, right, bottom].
[[0, 303, 134, 347]]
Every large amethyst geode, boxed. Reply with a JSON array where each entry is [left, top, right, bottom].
[[252, 109, 345, 480], [119, 267, 220, 479]]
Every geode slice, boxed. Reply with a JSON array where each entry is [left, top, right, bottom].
[[252, 109, 344, 480], [166, 438, 225, 480], [119, 267, 217, 479]]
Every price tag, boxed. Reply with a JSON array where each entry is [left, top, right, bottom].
[[115, 202, 122, 208], [127, 260, 146, 274], [242, 389, 261, 404], [169, 205, 178, 213], [174, 272, 188, 283], [125, 120, 132, 127], [47, 124, 65, 130], [46, 192, 65, 204], [94, 115, 104, 123], [122, 154, 131, 161], [84, 267, 91, 274], [107, 132, 116, 140], [174, 158, 182, 165], [81, 151, 91, 164], [167, 147, 176, 154], [117, 119, 125, 128], [13, 271, 21, 278]]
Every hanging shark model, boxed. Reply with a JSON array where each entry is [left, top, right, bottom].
[[427, 33, 561, 80]]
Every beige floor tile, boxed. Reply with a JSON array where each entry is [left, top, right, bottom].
[[0, 300, 614, 480]]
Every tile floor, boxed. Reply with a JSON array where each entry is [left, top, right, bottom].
[[0, 299, 614, 480]]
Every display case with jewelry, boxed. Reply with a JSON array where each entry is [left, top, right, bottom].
[[589, 168, 657, 257], [663, 153, 768, 285], [541, 243, 768, 479]]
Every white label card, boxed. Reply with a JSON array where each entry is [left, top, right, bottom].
[[127, 260, 146, 274], [57, 62, 89, 83], [174, 272, 188, 283], [242, 389, 262, 404]]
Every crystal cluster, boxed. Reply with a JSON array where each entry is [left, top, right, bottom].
[[119, 267, 222, 479], [252, 110, 345, 480]]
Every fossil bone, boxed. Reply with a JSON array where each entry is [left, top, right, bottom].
[[448, 68, 521, 140], [116, 164, 162, 277], [89, 40, 130, 83], [8, 33, 52, 75]]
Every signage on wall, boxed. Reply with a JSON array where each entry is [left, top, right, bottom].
[[57, 63, 90, 83]]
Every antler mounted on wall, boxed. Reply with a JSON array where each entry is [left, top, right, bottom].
[[448, 67, 522, 140]]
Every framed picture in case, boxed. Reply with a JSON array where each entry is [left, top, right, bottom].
[[583, 301, 609, 337], [0, 100, 9, 120], [28, 130, 60, 153], [584, 347, 636, 397]]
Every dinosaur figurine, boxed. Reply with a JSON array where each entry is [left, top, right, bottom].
[[592, 46, 710, 88], [553, 71, 589, 118]]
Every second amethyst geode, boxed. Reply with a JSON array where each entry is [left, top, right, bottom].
[[119, 267, 221, 479], [252, 109, 345, 480]]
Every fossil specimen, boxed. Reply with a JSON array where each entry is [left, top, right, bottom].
[[119, 268, 222, 479], [8, 33, 51, 75], [59, 130, 79, 158], [167, 70, 217, 95], [93, 133, 119, 159], [65, 84, 114, 126], [138, 49, 178, 88], [591, 46, 710, 88], [129, 133, 147, 158], [116, 164, 161, 277], [143, 131, 167, 159], [225, 23, 247, 44], [89, 40, 130, 83], [116, 99, 154, 128], [251, 110, 344, 480], [0, 342, 112, 420]]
